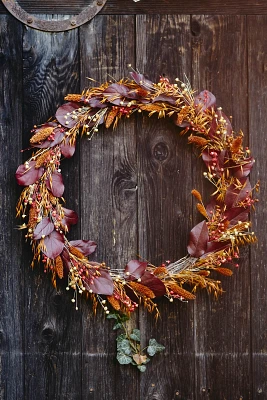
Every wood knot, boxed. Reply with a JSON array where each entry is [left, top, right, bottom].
[[153, 142, 169, 161], [41, 327, 55, 344], [191, 20, 201, 36]]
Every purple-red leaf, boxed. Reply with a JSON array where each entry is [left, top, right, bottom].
[[55, 102, 81, 128], [42, 230, 65, 259], [130, 72, 154, 90], [139, 272, 166, 297], [69, 240, 97, 256], [225, 179, 251, 208], [223, 206, 249, 227], [61, 248, 71, 270], [33, 217, 54, 240], [16, 161, 44, 186], [203, 240, 231, 255], [152, 94, 176, 105], [87, 97, 107, 108], [87, 269, 114, 295], [233, 157, 255, 178], [194, 90, 216, 112], [45, 171, 64, 197], [124, 260, 147, 280], [61, 207, 78, 228], [187, 220, 209, 257], [60, 136, 76, 158]]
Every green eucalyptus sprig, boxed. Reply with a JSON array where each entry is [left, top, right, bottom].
[[107, 312, 165, 372]]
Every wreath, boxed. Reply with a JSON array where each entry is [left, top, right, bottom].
[[16, 70, 258, 371]]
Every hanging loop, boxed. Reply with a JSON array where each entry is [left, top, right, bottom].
[[2, 0, 107, 32]]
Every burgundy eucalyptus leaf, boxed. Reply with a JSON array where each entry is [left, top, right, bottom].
[[223, 206, 249, 227], [87, 269, 114, 295], [124, 260, 147, 280], [139, 272, 166, 297], [225, 179, 251, 208], [45, 171, 64, 197], [152, 94, 177, 105], [88, 98, 106, 108], [187, 220, 209, 257], [60, 136, 76, 158], [61, 207, 78, 228], [233, 157, 255, 178], [61, 248, 71, 270], [203, 240, 231, 256], [55, 102, 81, 128], [69, 240, 97, 256], [33, 217, 55, 240], [103, 84, 130, 105], [42, 230, 65, 259], [130, 72, 154, 90], [15, 161, 44, 186], [194, 90, 216, 112]]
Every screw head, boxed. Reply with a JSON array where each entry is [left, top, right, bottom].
[[97, 0, 103, 5], [70, 20, 76, 26], [27, 17, 33, 24]]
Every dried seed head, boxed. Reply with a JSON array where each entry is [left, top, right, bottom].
[[231, 136, 243, 154], [129, 282, 155, 299], [215, 267, 233, 277], [196, 203, 208, 218], [69, 246, 85, 259], [35, 151, 49, 168], [107, 295, 121, 310], [105, 107, 119, 128], [191, 189, 202, 202], [153, 266, 168, 276], [55, 256, 64, 279], [30, 127, 54, 144], [167, 283, 196, 300], [188, 135, 209, 147], [28, 207, 38, 229], [64, 94, 83, 102]]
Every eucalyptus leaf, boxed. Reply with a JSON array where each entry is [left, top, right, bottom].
[[147, 338, 165, 357], [117, 353, 132, 365], [137, 365, 147, 372], [113, 323, 123, 330], [130, 328, 141, 342]]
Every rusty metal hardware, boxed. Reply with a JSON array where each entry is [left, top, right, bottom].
[[1, 0, 107, 32]]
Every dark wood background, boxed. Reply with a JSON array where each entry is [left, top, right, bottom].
[[0, 1, 266, 399]]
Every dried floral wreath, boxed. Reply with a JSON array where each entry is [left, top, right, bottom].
[[16, 71, 258, 370]]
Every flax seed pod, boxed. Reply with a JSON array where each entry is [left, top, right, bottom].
[[139, 104, 163, 113], [196, 203, 208, 218], [105, 107, 119, 128], [35, 151, 49, 168], [188, 135, 209, 147], [28, 207, 38, 229], [55, 255, 64, 279], [30, 127, 54, 144], [69, 246, 85, 259], [129, 282, 155, 299], [64, 94, 83, 102], [168, 283, 196, 300], [231, 136, 243, 154], [153, 266, 168, 276], [107, 295, 121, 311], [191, 189, 202, 202], [215, 267, 233, 277]]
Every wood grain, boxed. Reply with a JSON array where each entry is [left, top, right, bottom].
[[136, 15, 196, 400], [79, 15, 139, 399], [0, 15, 24, 400], [2, 0, 267, 15], [191, 15, 252, 399], [248, 15, 267, 399], [22, 16, 81, 399]]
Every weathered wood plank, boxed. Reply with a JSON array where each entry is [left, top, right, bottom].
[[0, 15, 24, 400], [22, 17, 81, 399], [2, 0, 267, 15], [79, 15, 139, 399], [248, 15, 267, 399], [191, 15, 251, 399], [136, 15, 196, 399]]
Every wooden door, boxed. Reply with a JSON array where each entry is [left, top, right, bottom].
[[0, 1, 266, 399]]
